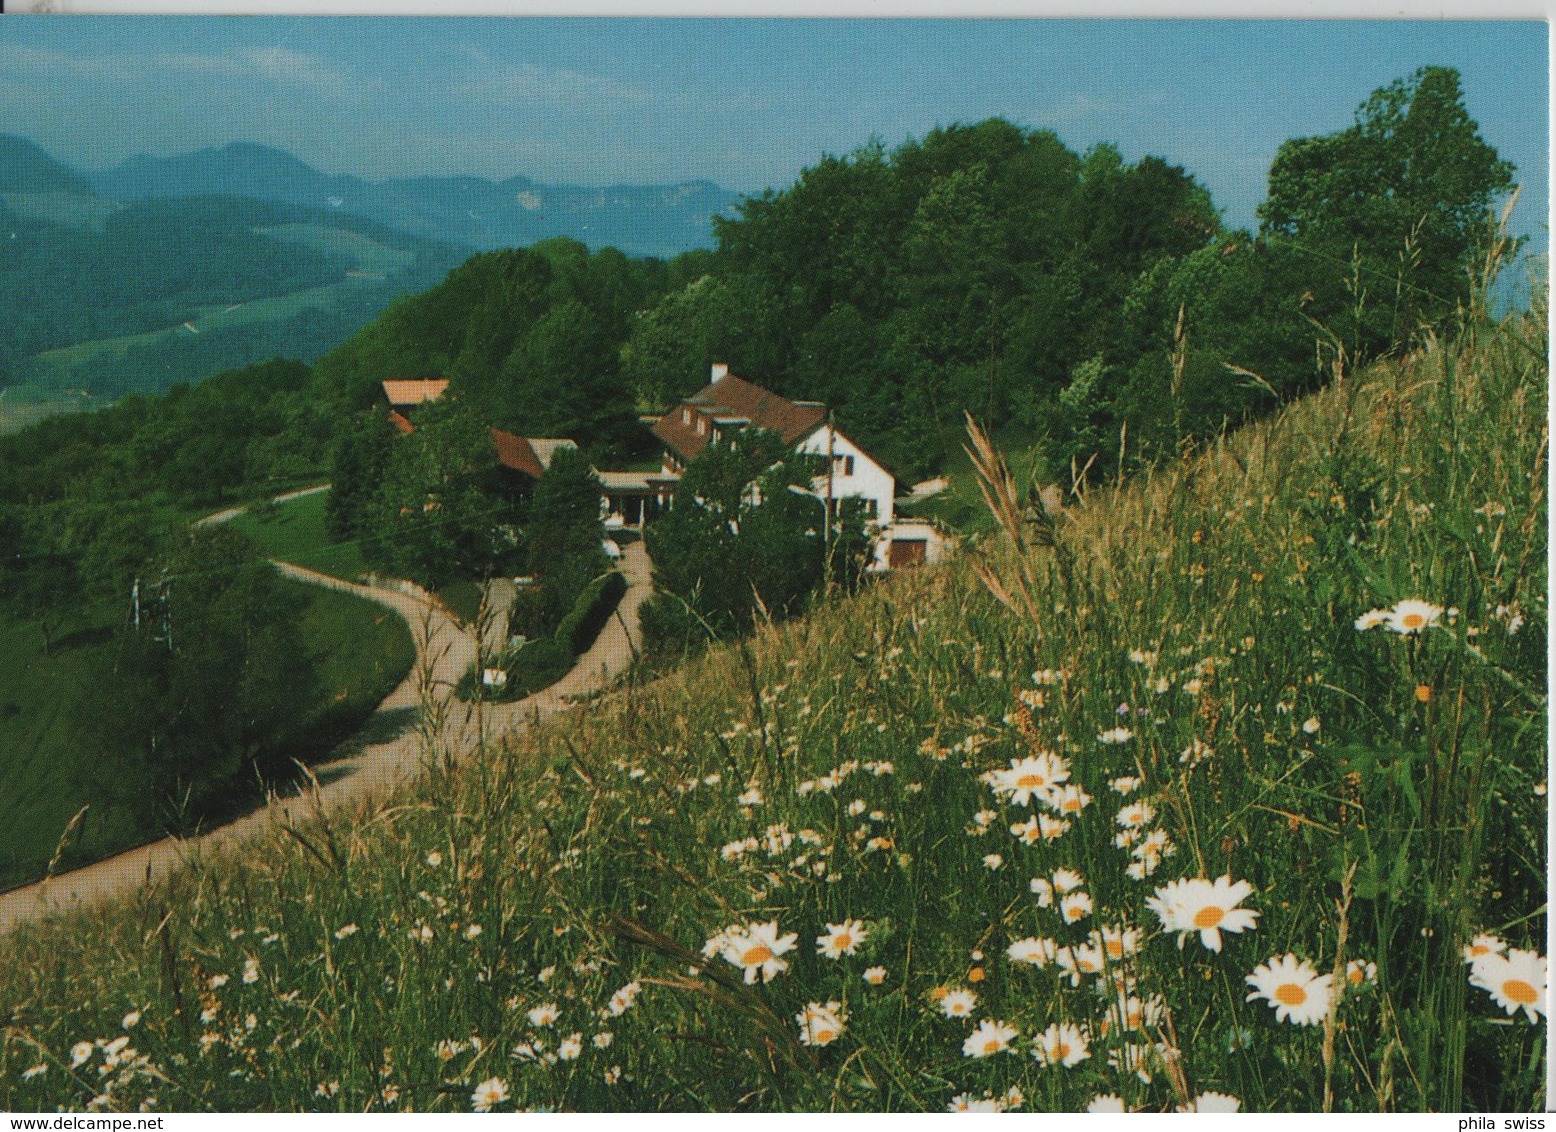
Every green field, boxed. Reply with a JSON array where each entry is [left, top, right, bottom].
[[0, 576, 413, 893], [230, 489, 368, 582]]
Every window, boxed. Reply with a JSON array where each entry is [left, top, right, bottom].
[[833, 454, 855, 477], [682, 408, 692, 425]]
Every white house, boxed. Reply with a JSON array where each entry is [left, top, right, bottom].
[[607, 364, 946, 570]]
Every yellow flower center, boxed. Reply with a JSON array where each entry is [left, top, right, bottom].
[[1194, 906, 1226, 929], [1503, 979, 1539, 1005], [1106, 940, 1125, 958], [1274, 983, 1307, 1007], [742, 945, 774, 966], [1062, 798, 1081, 812], [1402, 613, 1425, 628], [1126, 1009, 1142, 1027], [1055, 1042, 1070, 1060], [982, 1039, 1002, 1055], [814, 1027, 838, 1043], [1347, 968, 1365, 985], [1017, 773, 1046, 788], [834, 933, 852, 950]]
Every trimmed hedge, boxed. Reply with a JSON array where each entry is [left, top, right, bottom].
[[558, 570, 628, 656], [458, 569, 627, 702]]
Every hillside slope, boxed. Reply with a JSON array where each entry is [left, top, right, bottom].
[[0, 308, 1544, 1113]]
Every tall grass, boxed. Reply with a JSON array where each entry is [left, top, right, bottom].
[[0, 299, 1543, 1113]]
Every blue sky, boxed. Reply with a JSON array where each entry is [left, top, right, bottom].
[[0, 17, 1545, 237]]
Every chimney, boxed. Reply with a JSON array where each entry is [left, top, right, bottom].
[[710, 362, 729, 382]]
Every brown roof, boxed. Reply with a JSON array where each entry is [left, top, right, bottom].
[[381, 379, 450, 409], [652, 373, 826, 462], [388, 409, 415, 435], [489, 429, 578, 479]]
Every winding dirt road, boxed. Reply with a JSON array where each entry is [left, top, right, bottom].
[[0, 540, 652, 935]]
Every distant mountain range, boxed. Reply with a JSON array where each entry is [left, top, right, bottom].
[[0, 135, 741, 404], [88, 140, 742, 260]]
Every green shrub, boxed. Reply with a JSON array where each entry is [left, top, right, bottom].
[[556, 570, 626, 655]]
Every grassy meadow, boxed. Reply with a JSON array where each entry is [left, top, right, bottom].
[[0, 580, 413, 893], [0, 305, 1545, 1112], [230, 491, 367, 583]]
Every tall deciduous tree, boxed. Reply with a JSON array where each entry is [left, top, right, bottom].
[[1259, 66, 1515, 352]]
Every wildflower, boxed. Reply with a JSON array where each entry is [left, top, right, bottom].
[[968, 966, 987, 984], [1052, 867, 1085, 893], [1098, 727, 1134, 745], [1129, 648, 1158, 666], [1032, 1021, 1090, 1068], [605, 981, 641, 1016], [1147, 876, 1260, 952], [1091, 925, 1142, 962], [1415, 684, 1432, 703], [1051, 784, 1092, 815], [1059, 891, 1093, 923], [737, 787, 763, 806], [992, 753, 1071, 806], [470, 1076, 509, 1113], [593, 1031, 613, 1049], [863, 966, 887, 985], [208, 974, 230, 990], [1354, 609, 1389, 631], [334, 923, 359, 940], [1385, 599, 1443, 635], [465, 923, 483, 940], [1087, 1094, 1128, 1113], [1179, 738, 1214, 767], [1038, 814, 1073, 840], [1108, 1041, 1158, 1083], [816, 919, 868, 959], [436, 1038, 466, 1060], [1116, 801, 1154, 829], [1469, 948, 1547, 1023], [1032, 668, 1064, 685], [425, 850, 444, 867], [962, 1019, 1019, 1058], [1006, 937, 1058, 967], [1346, 959, 1377, 986], [718, 920, 798, 984], [1245, 954, 1334, 1026], [1030, 876, 1054, 907], [846, 798, 867, 816], [526, 1003, 559, 1028], [558, 1034, 583, 1060], [20, 1063, 47, 1080], [795, 1001, 847, 1047], [121, 1010, 141, 1030], [1108, 992, 1164, 1032], [1463, 933, 1508, 963], [1114, 827, 1142, 849], [947, 1093, 1005, 1113], [939, 989, 978, 1019], [1181, 1092, 1242, 1112], [1110, 775, 1142, 796], [983, 851, 1008, 871], [315, 1081, 340, 1098], [69, 1042, 94, 1068]]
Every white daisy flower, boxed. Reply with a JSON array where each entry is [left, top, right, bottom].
[[1181, 1092, 1242, 1112], [939, 989, 979, 1019], [816, 919, 868, 959], [1469, 948, 1547, 1023], [1384, 599, 1443, 635], [1110, 775, 1142, 796], [1146, 875, 1260, 952], [961, 1019, 1019, 1058], [1031, 1021, 1089, 1068], [1059, 891, 1093, 923], [1245, 954, 1334, 1026], [1087, 1094, 1128, 1113], [863, 966, 887, 985], [526, 1003, 560, 1027], [717, 920, 798, 984], [1006, 937, 1058, 967], [795, 1001, 847, 1047], [469, 1076, 509, 1112], [1098, 727, 1134, 745], [1051, 867, 1085, 893]]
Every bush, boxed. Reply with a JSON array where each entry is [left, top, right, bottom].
[[459, 571, 626, 702], [556, 570, 627, 655]]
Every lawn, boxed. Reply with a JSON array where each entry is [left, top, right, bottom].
[[0, 576, 413, 893], [230, 489, 368, 581]]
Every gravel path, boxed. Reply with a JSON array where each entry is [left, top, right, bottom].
[[0, 539, 651, 935]]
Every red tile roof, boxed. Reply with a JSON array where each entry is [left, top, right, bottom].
[[382, 379, 450, 409], [652, 373, 826, 462], [489, 429, 579, 479]]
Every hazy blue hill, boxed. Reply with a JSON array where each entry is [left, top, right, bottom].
[[0, 134, 93, 194], [2, 138, 472, 400], [91, 142, 742, 259]]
